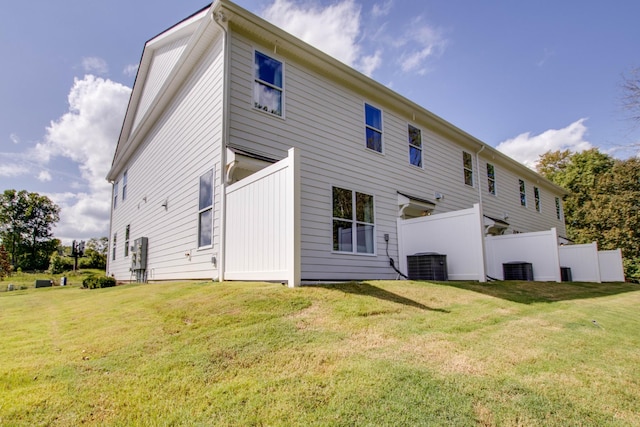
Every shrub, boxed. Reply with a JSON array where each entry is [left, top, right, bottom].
[[82, 275, 117, 289]]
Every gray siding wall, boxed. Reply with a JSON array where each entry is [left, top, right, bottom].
[[108, 34, 224, 281], [227, 32, 566, 281]]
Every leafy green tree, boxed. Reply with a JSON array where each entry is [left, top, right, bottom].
[[537, 150, 640, 281], [0, 189, 61, 271], [0, 244, 12, 280]]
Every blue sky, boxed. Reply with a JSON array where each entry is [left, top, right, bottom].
[[1, 0, 639, 243]]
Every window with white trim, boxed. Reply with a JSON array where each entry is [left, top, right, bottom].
[[124, 225, 130, 257], [463, 151, 473, 186], [198, 169, 214, 248], [113, 181, 118, 209], [408, 124, 422, 167], [122, 170, 128, 201], [487, 163, 496, 195], [365, 103, 383, 152], [555, 197, 562, 220], [519, 179, 527, 206], [332, 186, 375, 254], [112, 233, 117, 261], [254, 51, 283, 117], [534, 186, 541, 212]]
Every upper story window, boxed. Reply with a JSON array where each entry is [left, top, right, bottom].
[[198, 169, 214, 248], [113, 181, 119, 209], [408, 124, 422, 167], [332, 186, 375, 254], [365, 103, 383, 153], [463, 151, 473, 186], [519, 179, 527, 206], [254, 51, 283, 117], [122, 170, 128, 201], [555, 197, 562, 220], [487, 163, 496, 195], [534, 186, 541, 212]]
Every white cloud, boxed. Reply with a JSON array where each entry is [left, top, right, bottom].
[[123, 64, 139, 77], [38, 170, 52, 182], [358, 50, 382, 78], [372, 0, 393, 17], [397, 17, 446, 75], [0, 161, 25, 178], [496, 118, 594, 169], [10, 133, 20, 144], [262, 0, 381, 75], [82, 56, 109, 75], [32, 74, 131, 243]]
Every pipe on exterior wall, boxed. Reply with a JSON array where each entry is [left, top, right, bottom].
[[212, 8, 230, 282]]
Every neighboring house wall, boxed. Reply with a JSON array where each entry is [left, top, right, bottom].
[[108, 33, 225, 281]]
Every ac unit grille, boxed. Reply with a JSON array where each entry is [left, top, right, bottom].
[[407, 253, 448, 281], [502, 262, 534, 281]]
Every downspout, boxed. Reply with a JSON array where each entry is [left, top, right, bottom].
[[212, 8, 229, 282], [106, 181, 115, 275], [475, 145, 487, 282]]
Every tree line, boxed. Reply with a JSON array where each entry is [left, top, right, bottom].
[[0, 189, 107, 278]]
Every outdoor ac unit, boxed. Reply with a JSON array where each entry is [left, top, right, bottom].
[[407, 253, 448, 281], [131, 237, 148, 271], [503, 261, 533, 281]]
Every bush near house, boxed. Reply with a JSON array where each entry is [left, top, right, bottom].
[[82, 275, 116, 289]]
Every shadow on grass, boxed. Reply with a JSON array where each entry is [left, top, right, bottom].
[[315, 281, 450, 313], [441, 280, 640, 304]]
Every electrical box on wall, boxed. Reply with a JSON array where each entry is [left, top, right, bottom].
[[131, 237, 148, 270]]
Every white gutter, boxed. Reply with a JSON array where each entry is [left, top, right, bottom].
[[212, 7, 229, 282]]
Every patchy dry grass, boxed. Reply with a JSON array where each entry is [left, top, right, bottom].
[[1, 279, 639, 426]]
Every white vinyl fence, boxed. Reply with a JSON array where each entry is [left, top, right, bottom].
[[559, 244, 625, 282], [224, 148, 300, 286], [397, 204, 486, 281]]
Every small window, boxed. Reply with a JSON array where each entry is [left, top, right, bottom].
[[534, 187, 541, 212], [487, 163, 496, 195], [254, 51, 283, 117], [124, 225, 130, 257], [113, 181, 119, 209], [122, 170, 128, 201], [408, 124, 422, 167], [555, 197, 562, 220], [463, 151, 473, 186], [365, 103, 383, 153], [332, 186, 375, 254], [198, 169, 214, 248], [519, 179, 527, 206], [112, 233, 117, 261]]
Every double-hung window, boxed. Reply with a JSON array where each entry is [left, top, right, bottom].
[[365, 103, 383, 153], [112, 233, 117, 261], [124, 225, 130, 257], [408, 124, 422, 167], [254, 51, 283, 117], [555, 197, 562, 220], [463, 151, 473, 186], [113, 181, 119, 209], [487, 163, 496, 195], [519, 179, 527, 206], [122, 170, 128, 201], [198, 169, 214, 247], [332, 187, 375, 254], [534, 187, 541, 212]]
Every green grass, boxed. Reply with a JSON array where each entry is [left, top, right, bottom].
[[1, 279, 639, 426]]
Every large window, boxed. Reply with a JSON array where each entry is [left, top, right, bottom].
[[198, 169, 214, 247], [463, 151, 473, 186], [534, 186, 541, 212], [332, 187, 375, 254], [113, 181, 118, 209], [254, 51, 283, 117], [122, 170, 128, 201], [408, 124, 422, 167], [519, 179, 527, 206], [487, 163, 496, 195], [555, 197, 562, 220], [365, 103, 383, 153]]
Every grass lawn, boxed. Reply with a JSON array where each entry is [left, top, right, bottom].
[[1, 278, 639, 426]]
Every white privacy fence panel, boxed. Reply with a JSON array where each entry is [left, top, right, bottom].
[[558, 243, 600, 282], [398, 204, 485, 281], [485, 228, 561, 282], [598, 249, 625, 282], [224, 148, 300, 286]]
